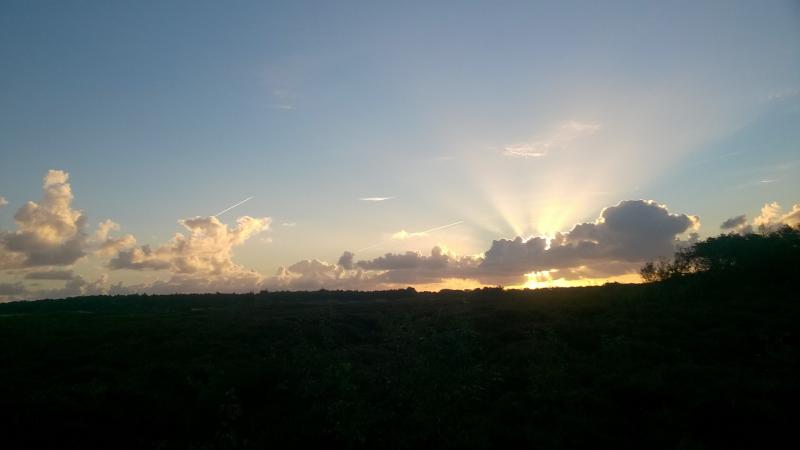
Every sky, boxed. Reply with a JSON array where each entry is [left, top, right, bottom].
[[1, 0, 799, 299]]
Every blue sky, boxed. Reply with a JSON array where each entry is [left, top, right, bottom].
[[1, 1, 798, 296]]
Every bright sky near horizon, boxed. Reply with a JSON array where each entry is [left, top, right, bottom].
[[1, 1, 799, 299]]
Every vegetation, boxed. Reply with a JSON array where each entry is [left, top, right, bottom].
[[0, 231, 798, 449], [640, 225, 799, 282]]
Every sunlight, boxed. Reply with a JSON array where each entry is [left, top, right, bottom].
[[522, 270, 644, 289]]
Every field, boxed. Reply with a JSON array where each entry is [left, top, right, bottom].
[[0, 280, 797, 449]]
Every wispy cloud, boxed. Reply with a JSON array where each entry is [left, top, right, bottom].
[[360, 197, 395, 202], [503, 120, 601, 158], [268, 88, 296, 110], [282, 222, 296, 227]]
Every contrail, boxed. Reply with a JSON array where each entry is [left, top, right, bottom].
[[214, 196, 253, 217], [418, 220, 464, 234], [356, 220, 464, 253]]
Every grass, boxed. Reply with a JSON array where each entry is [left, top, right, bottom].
[[0, 280, 797, 449]]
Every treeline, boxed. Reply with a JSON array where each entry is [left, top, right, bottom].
[[641, 225, 800, 283]]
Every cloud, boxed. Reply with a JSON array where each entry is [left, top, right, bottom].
[[1, 272, 109, 302], [477, 200, 699, 283], [263, 258, 380, 291], [94, 219, 137, 257], [0, 282, 26, 296], [24, 269, 75, 280], [282, 222, 296, 227], [110, 215, 269, 273], [1, 170, 274, 299], [337, 251, 355, 270], [753, 202, 800, 230], [720, 214, 753, 234], [754, 202, 781, 227], [107, 215, 270, 293], [0, 196, 7, 207], [503, 120, 601, 158], [274, 200, 700, 289], [360, 197, 395, 202], [782, 204, 800, 228], [356, 246, 480, 285], [721, 215, 747, 230], [391, 221, 464, 240], [0, 168, 745, 295], [0, 170, 88, 268], [391, 230, 426, 240]]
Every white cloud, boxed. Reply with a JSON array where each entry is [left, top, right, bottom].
[[0, 196, 7, 207], [0, 170, 88, 268], [94, 219, 137, 257], [108, 215, 271, 293], [360, 197, 395, 202], [391, 230, 426, 240], [753, 201, 800, 230]]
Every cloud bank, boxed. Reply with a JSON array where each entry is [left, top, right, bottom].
[[5, 169, 795, 301]]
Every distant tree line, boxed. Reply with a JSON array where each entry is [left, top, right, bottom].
[[640, 225, 800, 283]]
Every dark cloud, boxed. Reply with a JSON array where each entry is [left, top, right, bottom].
[[721, 214, 747, 230], [108, 245, 171, 271], [24, 269, 75, 280], [337, 251, 355, 270], [0, 282, 27, 296], [264, 200, 702, 289], [477, 200, 700, 283]]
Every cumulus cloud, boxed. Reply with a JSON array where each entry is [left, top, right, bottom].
[[94, 219, 137, 257], [108, 215, 271, 293], [782, 205, 800, 228], [337, 251, 355, 270], [0, 170, 88, 268], [1, 170, 275, 299], [503, 120, 601, 158], [753, 201, 800, 231], [263, 258, 380, 291], [477, 200, 699, 283]]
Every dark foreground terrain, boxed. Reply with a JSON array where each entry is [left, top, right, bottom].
[[1, 280, 797, 450]]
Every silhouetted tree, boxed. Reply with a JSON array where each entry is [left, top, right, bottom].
[[641, 225, 799, 282]]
